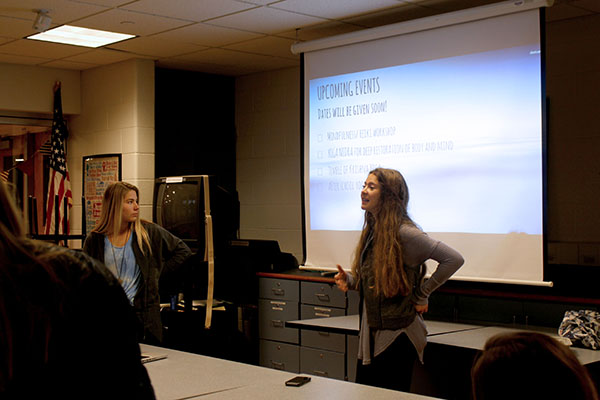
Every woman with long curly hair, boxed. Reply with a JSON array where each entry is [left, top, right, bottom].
[[335, 168, 464, 391]]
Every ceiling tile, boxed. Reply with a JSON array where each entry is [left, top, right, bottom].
[[270, 0, 402, 19], [0, 0, 596, 77], [278, 20, 364, 42], [169, 47, 298, 71], [156, 58, 256, 76], [0, 15, 41, 38], [151, 23, 265, 47], [0, 0, 109, 24], [68, 0, 134, 6], [120, 0, 258, 22], [406, 0, 498, 13], [224, 35, 298, 59], [207, 6, 327, 34], [0, 39, 90, 58], [570, 0, 600, 12], [0, 53, 50, 65], [238, 0, 273, 6], [342, 4, 434, 27], [40, 59, 99, 69], [546, 3, 594, 22], [108, 36, 206, 57], [63, 47, 138, 64], [72, 8, 192, 36]]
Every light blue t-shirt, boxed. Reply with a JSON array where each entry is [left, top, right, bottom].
[[104, 234, 141, 304]]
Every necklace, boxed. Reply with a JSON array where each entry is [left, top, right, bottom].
[[110, 229, 130, 284]]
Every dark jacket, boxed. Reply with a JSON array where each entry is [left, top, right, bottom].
[[0, 241, 155, 399], [83, 221, 191, 343]]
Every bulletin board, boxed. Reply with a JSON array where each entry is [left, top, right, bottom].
[[82, 153, 121, 237]]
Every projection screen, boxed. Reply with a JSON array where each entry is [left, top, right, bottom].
[[293, 0, 552, 286]]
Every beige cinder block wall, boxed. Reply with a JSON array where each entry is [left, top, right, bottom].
[[70, 58, 155, 240]]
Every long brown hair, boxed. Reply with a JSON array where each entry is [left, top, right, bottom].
[[351, 168, 415, 298], [0, 181, 64, 389], [92, 182, 151, 255], [472, 332, 599, 400]]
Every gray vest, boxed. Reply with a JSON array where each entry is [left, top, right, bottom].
[[359, 234, 424, 330]]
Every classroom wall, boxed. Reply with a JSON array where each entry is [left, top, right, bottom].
[[235, 11, 600, 269], [69, 58, 155, 236], [154, 68, 236, 189], [0, 59, 154, 243], [545, 12, 600, 266], [235, 68, 302, 263], [0, 63, 80, 114]]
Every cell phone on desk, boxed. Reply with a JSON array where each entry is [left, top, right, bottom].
[[285, 376, 311, 387]]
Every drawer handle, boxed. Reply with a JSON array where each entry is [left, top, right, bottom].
[[271, 361, 285, 370], [315, 312, 330, 318], [272, 288, 285, 296], [318, 331, 330, 337], [316, 293, 330, 302], [314, 307, 332, 313], [272, 306, 284, 311], [314, 370, 329, 377], [271, 320, 284, 328]]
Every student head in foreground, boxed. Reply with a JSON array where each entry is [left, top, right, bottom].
[[334, 167, 464, 391], [472, 331, 599, 400], [83, 181, 191, 344], [0, 180, 155, 399]]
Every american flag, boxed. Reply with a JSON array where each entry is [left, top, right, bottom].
[[44, 82, 72, 235], [0, 170, 9, 183]]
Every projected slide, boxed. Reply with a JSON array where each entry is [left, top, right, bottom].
[[308, 45, 542, 235]]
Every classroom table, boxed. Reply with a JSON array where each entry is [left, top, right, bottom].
[[285, 316, 600, 399], [419, 324, 600, 399], [141, 344, 441, 400], [287, 316, 600, 365], [285, 314, 482, 337], [427, 325, 600, 365], [285, 314, 359, 335]]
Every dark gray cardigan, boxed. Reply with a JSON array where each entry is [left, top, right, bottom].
[[83, 221, 191, 342]]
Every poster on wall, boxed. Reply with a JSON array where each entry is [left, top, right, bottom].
[[82, 154, 121, 237]]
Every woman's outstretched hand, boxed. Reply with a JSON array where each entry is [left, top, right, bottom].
[[334, 264, 349, 292], [415, 303, 429, 315]]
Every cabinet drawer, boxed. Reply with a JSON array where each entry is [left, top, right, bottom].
[[260, 339, 299, 373], [301, 281, 346, 308], [300, 347, 345, 380], [300, 304, 345, 352], [259, 299, 299, 344], [259, 278, 299, 301], [301, 304, 346, 319]]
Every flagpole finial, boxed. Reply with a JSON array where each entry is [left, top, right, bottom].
[[54, 81, 61, 92]]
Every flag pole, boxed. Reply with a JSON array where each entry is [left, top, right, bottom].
[[28, 195, 34, 236], [81, 196, 86, 243], [54, 194, 59, 244]]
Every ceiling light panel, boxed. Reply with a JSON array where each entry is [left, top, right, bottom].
[[27, 25, 135, 48]]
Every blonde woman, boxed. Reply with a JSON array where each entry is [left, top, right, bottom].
[[83, 182, 191, 344], [335, 168, 464, 391]]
